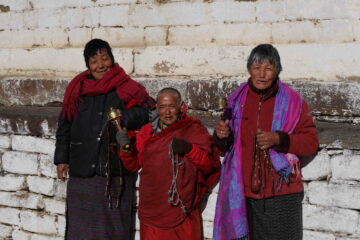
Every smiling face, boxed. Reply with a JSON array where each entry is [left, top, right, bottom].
[[248, 60, 277, 91], [88, 48, 113, 80], [156, 92, 182, 126]]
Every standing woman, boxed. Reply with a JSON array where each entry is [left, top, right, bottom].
[[213, 44, 318, 240], [54, 39, 154, 240]]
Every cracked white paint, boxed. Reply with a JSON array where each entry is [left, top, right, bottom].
[[0, 1, 360, 238]]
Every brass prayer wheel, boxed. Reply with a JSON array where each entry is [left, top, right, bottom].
[[216, 96, 227, 111], [216, 96, 227, 120], [107, 108, 122, 121], [107, 107, 122, 131]]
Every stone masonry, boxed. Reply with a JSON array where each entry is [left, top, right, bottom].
[[0, 87, 360, 240], [0, 0, 360, 239]]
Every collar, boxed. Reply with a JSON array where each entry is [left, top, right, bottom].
[[248, 78, 279, 101]]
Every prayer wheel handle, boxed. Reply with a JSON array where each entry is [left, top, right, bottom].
[[107, 107, 122, 131], [216, 96, 231, 121]]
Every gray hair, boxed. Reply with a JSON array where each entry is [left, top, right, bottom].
[[156, 87, 182, 105], [247, 44, 282, 76]]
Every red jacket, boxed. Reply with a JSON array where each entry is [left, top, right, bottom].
[[120, 116, 220, 229], [241, 86, 319, 199]]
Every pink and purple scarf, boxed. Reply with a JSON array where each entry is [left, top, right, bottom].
[[213, 80, 302, 240]]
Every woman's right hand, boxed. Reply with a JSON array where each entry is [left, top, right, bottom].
[[215, 120, 230, 139], [57, 163, 69, 181]]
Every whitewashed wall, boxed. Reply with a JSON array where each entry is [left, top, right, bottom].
[[0, 135, 65, 240], [0, 130, 360, 240], [0, 0, 359, 81], [1, 0, 360, 239]]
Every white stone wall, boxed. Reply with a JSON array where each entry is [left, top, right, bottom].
[[1, 0, 360, 239], [0, 0, 359, 81], [0, 131, 359, 240], [301, 149, 360, 240], [0, 134, 65, 240]]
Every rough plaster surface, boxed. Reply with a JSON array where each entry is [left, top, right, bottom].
[[1, 0, 360, 239], [0, 111, 359, 239]]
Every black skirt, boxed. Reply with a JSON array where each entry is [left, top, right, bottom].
[[65, 175, 137, 240], [246, 192, 304, 240]]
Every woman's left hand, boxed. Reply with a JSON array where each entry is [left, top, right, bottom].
[[256, 131, 280, 150]]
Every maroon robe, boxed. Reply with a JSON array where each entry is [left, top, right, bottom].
[[121, 116, 220, 238]]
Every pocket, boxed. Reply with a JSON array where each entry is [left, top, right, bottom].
[[69, 142, 83, 163]]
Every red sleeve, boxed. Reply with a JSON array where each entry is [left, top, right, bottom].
[[120, 148, 142, 172], [212, 133, 233, 157], [185, 144, 218, 174], [119, 124, 152, 172], [288, 101, 319, 156]]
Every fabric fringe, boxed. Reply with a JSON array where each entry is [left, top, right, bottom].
[[233, 234, 249, 240]]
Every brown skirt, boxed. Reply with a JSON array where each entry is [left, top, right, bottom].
[[66, 175, 137, 240]]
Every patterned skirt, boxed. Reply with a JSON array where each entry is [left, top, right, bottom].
[[245, 192, 304, 240], [66, 175, 137, 240]]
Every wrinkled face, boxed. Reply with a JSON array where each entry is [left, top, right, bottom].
[[156, 93, 182, 126], [88, 48, 113, 80], [249, 60, 277, 90]]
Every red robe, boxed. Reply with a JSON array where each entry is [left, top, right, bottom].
[[140, 208, 202, 240], [241, 87, 319, 199], [121, 116, 220, 240]]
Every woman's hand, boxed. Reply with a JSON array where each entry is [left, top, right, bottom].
[[215, 120, 230, 139], [256, 131, 280, 150], [57, 163, 69, 181]]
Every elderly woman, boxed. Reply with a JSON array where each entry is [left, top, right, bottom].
[[213, 44, 318, 240], [54, 38, 154, 240]]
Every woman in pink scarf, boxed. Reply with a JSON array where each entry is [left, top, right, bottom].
[[213, 44, 319, 240]]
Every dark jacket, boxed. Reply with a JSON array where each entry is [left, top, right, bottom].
[[54, 89, 149, 178]]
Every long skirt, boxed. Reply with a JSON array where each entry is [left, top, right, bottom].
[[246, 192, 304, 240], [66, 175, 137, 240], [140, 208, 202, 240]]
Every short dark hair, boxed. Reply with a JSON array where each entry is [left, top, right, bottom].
[[83, 39, 115, 68], [157, 87, 182, 105], [247, 44, 282, 75]]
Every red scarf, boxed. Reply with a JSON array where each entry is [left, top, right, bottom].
[[61, 63, 151, 120]]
